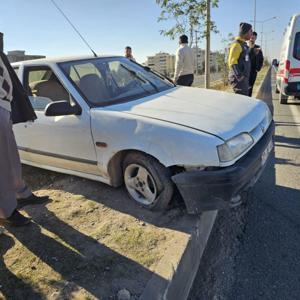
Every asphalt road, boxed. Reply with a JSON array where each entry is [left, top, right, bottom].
[[189, 68, 300, 299]]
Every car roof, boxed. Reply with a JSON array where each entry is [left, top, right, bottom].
[[292, 13, 300, 19], [11, 54, 122, 67]]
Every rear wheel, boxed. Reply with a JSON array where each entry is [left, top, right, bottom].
[[123, 152, 174, 210], [279, 91, 288, 104]]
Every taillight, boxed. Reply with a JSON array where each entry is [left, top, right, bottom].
[[284, 60, 290, 83]]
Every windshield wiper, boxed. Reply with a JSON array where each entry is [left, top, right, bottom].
[[145, 67, 175, 86], [120, 64, 159, 92]]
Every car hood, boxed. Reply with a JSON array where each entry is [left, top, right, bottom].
[[101, 87, 268, 140]]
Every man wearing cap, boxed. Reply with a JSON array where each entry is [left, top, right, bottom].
[[228, 23, 253, 96]]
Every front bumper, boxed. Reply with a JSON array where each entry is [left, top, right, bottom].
[[172, 121, 275, 214], [284, 82, 300, 96]]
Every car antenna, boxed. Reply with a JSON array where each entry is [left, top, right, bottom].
[[49, 0, 98, 58]]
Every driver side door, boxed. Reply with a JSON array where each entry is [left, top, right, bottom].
[[14, 65, 100, 176]]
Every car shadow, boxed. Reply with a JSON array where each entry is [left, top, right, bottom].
[[21, 164, 192, 234], [275, 134, 300, 150], [275, 121, 300, 128]]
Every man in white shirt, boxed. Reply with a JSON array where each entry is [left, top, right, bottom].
[[173, 35, 195, 86]]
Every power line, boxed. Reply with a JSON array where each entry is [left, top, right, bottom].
[[49, 0, 98, 57]]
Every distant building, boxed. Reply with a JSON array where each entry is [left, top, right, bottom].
[[146, 49, 219, 77], [192, 47, 219, 73], [7, 50, 45, 63], [146, 52, 176, 77]]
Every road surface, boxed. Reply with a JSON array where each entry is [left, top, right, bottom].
[[189, 68, 300, 299]]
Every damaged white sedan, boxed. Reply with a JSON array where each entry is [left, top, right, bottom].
[[12, 56, 274, 213]]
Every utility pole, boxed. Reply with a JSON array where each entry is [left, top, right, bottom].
[[195, 30, 198, 75], [205, 0, 211, 89]]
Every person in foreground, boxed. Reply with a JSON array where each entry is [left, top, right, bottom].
[[228, 23, 253, 96], [0, 32, 48, 227]]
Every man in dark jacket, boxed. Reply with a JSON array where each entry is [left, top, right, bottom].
[[248, 31, 264, 97], [0, 32, 48, 227], [228, 23, 253, 95]]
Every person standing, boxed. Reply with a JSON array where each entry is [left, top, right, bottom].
[[0, 32, 48, 227], [248, 32, 264, 96], [173, 35, 194, 86], [125, 46, 136, 61], [228, 23, 253, 95]]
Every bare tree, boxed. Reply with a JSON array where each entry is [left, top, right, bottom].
[[156, 0, 219, 47]]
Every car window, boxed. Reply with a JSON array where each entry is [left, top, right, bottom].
[[60, 57, 173, 106], [25, 67, 70, 111], [108, 61, 134, 88], [293, 32, 300, 60]]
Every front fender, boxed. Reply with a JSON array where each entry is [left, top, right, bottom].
[[91, 110, 222, 178]]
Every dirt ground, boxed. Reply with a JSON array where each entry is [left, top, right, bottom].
[[0, 165, 188, 300]]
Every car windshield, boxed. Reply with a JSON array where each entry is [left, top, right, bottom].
[[59, 57, 174, 107]]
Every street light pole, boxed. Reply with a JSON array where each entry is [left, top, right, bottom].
[[262, 30, 275, 54], [205, 0, 211, 89], [195, 30, 199, 75], [249, 17, 277, 51]]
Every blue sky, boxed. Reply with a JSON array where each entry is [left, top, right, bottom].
[[0, 0, 299, 62]]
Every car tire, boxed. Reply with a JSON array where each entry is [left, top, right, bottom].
[[279, 91, 288, 104], [123, 152, 174, 211]]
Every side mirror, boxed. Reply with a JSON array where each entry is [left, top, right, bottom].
[[44, 100, 82, 117]]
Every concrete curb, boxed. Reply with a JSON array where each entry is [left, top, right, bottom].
[[254, 67, 272, 99], [140, 211, 218, 300]]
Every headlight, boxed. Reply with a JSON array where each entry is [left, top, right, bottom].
[[265, 108, 273, 127], [217, 133, 254, 162]]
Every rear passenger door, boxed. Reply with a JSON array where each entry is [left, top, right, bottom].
[[14, 65, 100, 175]]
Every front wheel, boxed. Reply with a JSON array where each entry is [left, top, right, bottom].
[[123, 152, 174, 210]]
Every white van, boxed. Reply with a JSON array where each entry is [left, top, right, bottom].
[[276, 14, 300, 104]]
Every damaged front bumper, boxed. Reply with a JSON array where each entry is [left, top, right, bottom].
[[172, 121, 275, 214]]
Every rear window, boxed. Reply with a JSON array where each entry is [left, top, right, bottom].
[[293, 32, 300, 60]]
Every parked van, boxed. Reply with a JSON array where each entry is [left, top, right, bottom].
[[276, 14, 300, 104]]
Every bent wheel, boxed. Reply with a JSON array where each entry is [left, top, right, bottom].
[[123, 152, 174, 210]]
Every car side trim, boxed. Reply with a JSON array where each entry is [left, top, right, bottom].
[[18, 146, 98, 166]]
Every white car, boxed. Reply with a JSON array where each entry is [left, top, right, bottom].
[[276, 13, 300, 104], [12, 55, 274, 213]]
